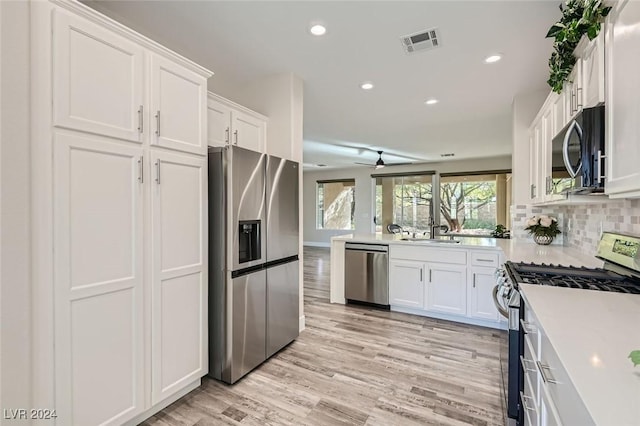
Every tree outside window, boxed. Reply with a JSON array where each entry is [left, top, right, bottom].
[[316, 180, 355, 230]]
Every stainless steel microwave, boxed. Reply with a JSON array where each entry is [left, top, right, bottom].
[[550, 105, 605, 194]]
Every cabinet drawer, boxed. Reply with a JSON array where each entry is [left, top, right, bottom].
[[539, 331, 594, 426], [470, 251, 499, 267], [523, 335, 539, 403], [390, 246, 467, 264], [523, 304, 540, 356]]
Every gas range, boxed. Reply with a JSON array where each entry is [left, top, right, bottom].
[[504, 261, 640, 294]]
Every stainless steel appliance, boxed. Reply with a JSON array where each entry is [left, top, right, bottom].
[[208, 146, 299, 384], [493, 232, 640, 425], [344, 243, 389, 307], [550, 104, 605, 194]]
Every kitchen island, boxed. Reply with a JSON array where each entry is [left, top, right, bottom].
[[330, 234, 604, 329]]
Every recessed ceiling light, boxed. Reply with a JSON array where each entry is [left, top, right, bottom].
[[484, 54, 502, 64], [309, 24, 327, 36], [360, 82, 374, 90], [425, 99, 439, 105]]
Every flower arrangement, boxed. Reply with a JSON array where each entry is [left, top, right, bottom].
[[524, 215, 562, 238]]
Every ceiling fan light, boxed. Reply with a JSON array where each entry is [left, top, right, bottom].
[[375, 164, 385, 169]]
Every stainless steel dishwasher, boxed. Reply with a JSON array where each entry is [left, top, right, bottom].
[[344, 242, 389, 307]]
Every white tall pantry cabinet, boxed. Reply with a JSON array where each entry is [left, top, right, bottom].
[[32, 1, 212, 424]]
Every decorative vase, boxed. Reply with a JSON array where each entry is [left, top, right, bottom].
[[533, 234, 553, 245]]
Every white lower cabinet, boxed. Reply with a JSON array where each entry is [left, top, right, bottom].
[[468, 267, 500, 321], [389, 246, 502, 327], [150, 151, 208, 404], [389, 259, 424, 309], [425, 264, 467, 316], [53, 132, 145, 425]]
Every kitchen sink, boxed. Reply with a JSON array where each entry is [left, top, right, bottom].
[[400, 237, 460, 244]]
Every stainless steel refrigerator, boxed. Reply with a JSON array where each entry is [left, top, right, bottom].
[[208, 145, 299, 384]]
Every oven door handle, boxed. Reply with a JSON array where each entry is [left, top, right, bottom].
[[492, 285, 509, 319]]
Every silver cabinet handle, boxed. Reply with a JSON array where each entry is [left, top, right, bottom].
[[429, 269, 432, 282], [530, 184, 534, 199], [155, 111, 161, 136], [576, 86, 583, 110], [520, 391, 536, 412], [520, 355, 536, 372], [537, 361, 559, 384], [472, 273, 476, 288], [520, 319, 536, 334], [225, 127, 230, 144], [155, 159, 161, 184], [138, 105, 144, 133], [234, 129, 238, 145], [420, 268, 423, 282], [545, 176, 551, 194], [476, 258, 493, 263], [138, 156, 143, 183], [595, 149, 606, 183], [532, 184, 536, 198]]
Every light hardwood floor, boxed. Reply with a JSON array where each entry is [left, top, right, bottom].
[[142, 247, 507, 426]]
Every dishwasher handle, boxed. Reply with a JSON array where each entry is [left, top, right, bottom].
[[345, 243, 388, 253]]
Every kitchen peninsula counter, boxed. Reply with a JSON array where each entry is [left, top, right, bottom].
[[330, 234, 603, 305]]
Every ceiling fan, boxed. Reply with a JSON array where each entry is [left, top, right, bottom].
[[354, 151, 413, 169]]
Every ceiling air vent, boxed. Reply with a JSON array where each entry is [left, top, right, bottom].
[[400, 27, 441, 54]]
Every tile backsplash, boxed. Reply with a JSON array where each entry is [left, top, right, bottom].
[[511, 199, 640, 254]]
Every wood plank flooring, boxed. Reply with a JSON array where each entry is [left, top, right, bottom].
[[142, 247, 507, 426]]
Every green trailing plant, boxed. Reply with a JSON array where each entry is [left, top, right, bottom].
[[546, 0, 611, 93], [630, 350, 640, 367]]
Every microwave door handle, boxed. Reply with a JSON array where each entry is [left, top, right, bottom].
[[562, 120, 583, 178]]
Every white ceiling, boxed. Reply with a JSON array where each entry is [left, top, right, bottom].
[[84, 1, 559, 169]]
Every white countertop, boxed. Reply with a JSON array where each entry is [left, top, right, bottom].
[[520, 285, 640, 426], [331, 234, 604, 268]]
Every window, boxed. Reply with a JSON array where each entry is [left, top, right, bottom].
[[374, 174, 434, 234], [316, 180, 355, 230], [439, 173, 511, 235], [373, 171, 511, 237]]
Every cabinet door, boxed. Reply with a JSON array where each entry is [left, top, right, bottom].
[[605, 0, 640, 197], [231, 110, 266, 153], [207, 97, 232, 147], [389, 260, 424, 309], [53, 132, 145, 425], [541, 107, 553, 199], [150, 151, 207, 403], [552, 92, 566, 136], [425, 263, 467, 316], [53, 10, 144, 142], [469, 267, 499, 321], [529, 121, 542, 201], [150, 55, 207, 155], [581, 32, 605, 108]]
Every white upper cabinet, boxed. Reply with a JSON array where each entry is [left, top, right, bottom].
[[529, 118, 543, 202], [580, 31, 605, 108], [231, 110, 266, 152], [605, 0, 640, 198], [207, 97, 233, 147], [150, 55, 207, 155], [53, 11, 144, 142], [207, 92, 267, 152]]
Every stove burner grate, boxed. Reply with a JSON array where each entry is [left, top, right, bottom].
[[505, 262, 640, 294]]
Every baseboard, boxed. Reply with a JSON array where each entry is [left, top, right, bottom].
[[391, 306, 507, 330], [299, 315, 306, 331], [303, 241, 330, 248], [125, 379, 201, 426]]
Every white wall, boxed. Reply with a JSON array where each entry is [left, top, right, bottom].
[[511, 89, 548, 206], [1, 0, 32, 418], [304, 156, 512, 246]]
